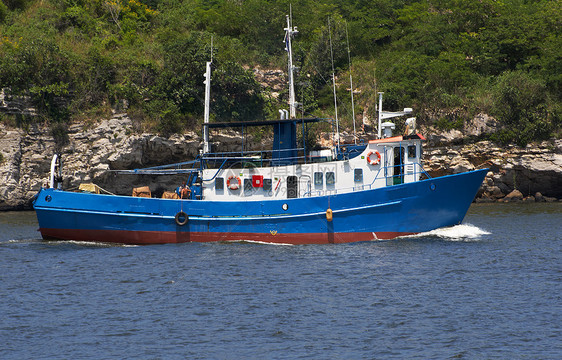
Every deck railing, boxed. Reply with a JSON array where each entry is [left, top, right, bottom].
[[302, 162, 431, 198], [202, 147, 309, 168]]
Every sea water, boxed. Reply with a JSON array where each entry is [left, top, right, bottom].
[[0, 203, 560, 359]]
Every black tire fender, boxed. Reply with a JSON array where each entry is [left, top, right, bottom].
[[175, 211, 188, 226]]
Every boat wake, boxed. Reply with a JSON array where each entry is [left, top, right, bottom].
[[403, 223, 490, 241], [228, 240, 294, 246], [4, 238, 42, 244], [53, 240, 139, 248]]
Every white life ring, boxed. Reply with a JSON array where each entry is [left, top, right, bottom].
[[366, 151, 381, 165], [227, 176, 241, 190]]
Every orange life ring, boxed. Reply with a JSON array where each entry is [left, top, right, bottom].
[[366, 151, 381, 165], [227, 175, 241, 190]]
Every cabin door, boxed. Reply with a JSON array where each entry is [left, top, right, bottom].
[[287, 176, 298, 198], [393, 146, 405, 185], [299, 175, 311, 198], [384, 146, 391, 186]]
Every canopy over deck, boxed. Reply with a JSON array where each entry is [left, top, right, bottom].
[[204, 117, 331, 165]]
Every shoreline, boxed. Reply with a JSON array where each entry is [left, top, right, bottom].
[[1, 116, 561, 211]]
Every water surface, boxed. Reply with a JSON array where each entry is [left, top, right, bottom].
[[1, 203, 560, 359]]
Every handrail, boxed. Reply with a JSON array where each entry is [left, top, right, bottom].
[[370, 162, 431, 184], [203, 147, 311, 168], [112, 168, 200, 175], [111, 158, 201, 175], [202, 159, 228, 181], [134, 159, 200, 171], [204, 147, 306, 156], [301, 162, 431, 197]]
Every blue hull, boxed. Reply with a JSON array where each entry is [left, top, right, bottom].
[[33, 169, 488, 244]]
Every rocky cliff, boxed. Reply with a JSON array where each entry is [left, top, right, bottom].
[[0, 115, 201, 210], [424, 140, 562, 202], [1, 114, 561, 210]]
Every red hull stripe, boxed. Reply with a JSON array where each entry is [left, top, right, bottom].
[[39, 228, 415, 245]]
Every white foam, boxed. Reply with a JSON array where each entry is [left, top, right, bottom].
[[6, 239, 40, 244], [52, 240, 138, 247], [229, 240, 294, 246], [405, 223, 490, 241]]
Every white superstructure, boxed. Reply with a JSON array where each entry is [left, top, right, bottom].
[[201, 135, 425, 201]]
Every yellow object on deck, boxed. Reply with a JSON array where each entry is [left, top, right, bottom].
[[132, 186, 151, 198], [162, 191, 179, 199], [79, 183, 101, 194]]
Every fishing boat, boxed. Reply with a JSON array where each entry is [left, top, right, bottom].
[[33, 16, 487, 245]]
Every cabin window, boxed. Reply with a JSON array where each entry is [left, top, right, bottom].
[[215, 177, 224, 190], [244, 178, 252, 192], [263, 178, 272, 191], [354, 168, 363, 182], [326, 172, 335, 185], [314, 172, 323, 186], [408, 145, 417, 159]]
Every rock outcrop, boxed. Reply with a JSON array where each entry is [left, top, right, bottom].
[[252, 66, 286, 100], [0, 115, 201, 210], [424, 140, 562, 202]]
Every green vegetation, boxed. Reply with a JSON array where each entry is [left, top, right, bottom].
[[0, 0, 560, 145]]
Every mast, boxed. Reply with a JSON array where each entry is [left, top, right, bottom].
[[284, 12, 298, 118], [345, 22, 357, 145], [329, 18, 340, 148], [378, 92, 383, 139], [203, 38, 213, 154]]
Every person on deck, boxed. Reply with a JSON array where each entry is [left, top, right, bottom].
[[176, 181, 191, 199]]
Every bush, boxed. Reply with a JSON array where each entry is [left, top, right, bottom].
[[435, 117, 464, 131], [30, 82, 71, 123], [490, 70, 554, 145], [143, 99, 185, 136], [0, 2, 8, 24], [50, 121, 69, 150], [4, 0, 32, 11], [71, 47, 116, 110], [211, 60, 266, 122]]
